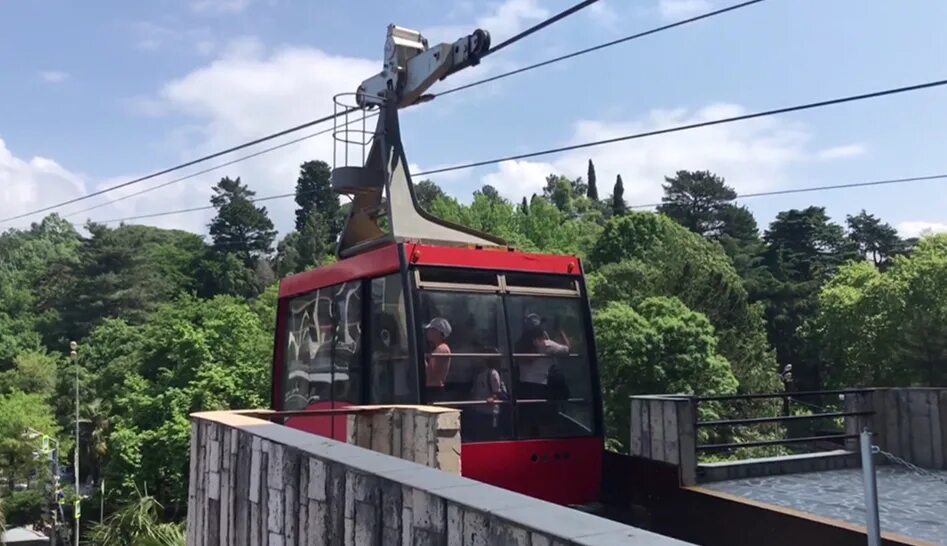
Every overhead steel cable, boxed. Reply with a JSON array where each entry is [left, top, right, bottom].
[[6, 0, 601, 225], [93, 171, 947, 225], [416, 77, 947, 176], [438, 0, 767, 97], [8, 0, 757, 223], [0, 108, 358, 224], [628, 173, 947, 209], [485, 0, 602, 57]]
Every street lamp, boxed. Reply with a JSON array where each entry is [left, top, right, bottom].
[[70, 341, 79, 546], [24, 427, 61, 546]]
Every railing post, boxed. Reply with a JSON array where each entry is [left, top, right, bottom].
[[860, 429, 882, 546]]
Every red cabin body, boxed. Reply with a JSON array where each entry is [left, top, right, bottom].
[[271, 242, 603, 505]]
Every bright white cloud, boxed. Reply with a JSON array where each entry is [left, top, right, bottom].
[[471, 103, 814, 206], [817, 144, 865, 160], [39, 70, 69, 83], [425, 0, 548, 47], [0, 138, 86, 227], [658, 0, 713, 20], [897, 221, 947, 238], [86, 40, 381, 235], [191, 0, 253, 15]]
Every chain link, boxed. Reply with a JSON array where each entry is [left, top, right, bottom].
[[873, 446, 947, 486]]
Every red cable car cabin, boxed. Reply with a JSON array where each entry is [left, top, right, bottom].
[[269, 22, 603, 505], [271, 242, 604, 505]]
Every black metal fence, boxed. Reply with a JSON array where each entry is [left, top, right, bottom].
[[694, 389, 876, 455]]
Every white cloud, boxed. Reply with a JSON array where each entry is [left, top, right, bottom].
[[39, 70, 69, 83], [658, 0, 713, 20], [897, 221, 947, 239], [86, 40, 381, 235], [587, 2, 619, 28], [817, 144, 865, 160], [425, 0, 549, 47], [467, 103, 815, 206], [0, 138, 86, 228], [191, 0, 253, 15], [130, 22, 216, 55]]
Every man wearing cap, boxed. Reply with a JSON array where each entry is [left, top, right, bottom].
[[423, 317, 453, 399]]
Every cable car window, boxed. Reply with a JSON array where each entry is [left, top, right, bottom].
[[507, 295, 594, 440], [332, 281, 363, 405], [283, 288, 335, 410], [417, 267, 499, 287], [504, 273, 578, 292], [369, 275, 416, 404], [417, 290, 513, 442]]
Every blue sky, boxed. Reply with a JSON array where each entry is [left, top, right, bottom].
[[2, 0, 947, 238]]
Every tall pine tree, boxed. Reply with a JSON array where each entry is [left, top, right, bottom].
[[294, 161, 341, 245], [657, 170, 737, 237], [587, 159, 598, 200], [208, 177, 276, 262], [611, 174, 626, 216], [846, 210, 905, 268]]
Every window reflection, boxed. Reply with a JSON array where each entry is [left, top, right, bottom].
[[282, 281, 363, 409], [507, 295, 594, 439], [417, 291, 514, 441], [369, 275, 416, 404]]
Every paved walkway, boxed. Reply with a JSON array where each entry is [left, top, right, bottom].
[[704, 466, 947, 545]]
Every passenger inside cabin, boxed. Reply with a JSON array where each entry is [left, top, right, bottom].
[[514, 313, 571, 436], [515, 313, 571, 398], [423, 317, 453, 400]]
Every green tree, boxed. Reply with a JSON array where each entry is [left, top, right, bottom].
[[761, 207, 857, 389], [587, 159, 599, 200], [0, 351, 58, 397], [414, 179, 446, 212], [208, 177, 276, 261], [812, 235, 947, 387], [39, 224, 206, 341], [846, 209, 905, 268], [101, 295, 270, 514], [611, 175, 626, 216], [657, 170, 737, 237], [589, 212, 780, 394], [543, 175, 576, 214], [0, 391, 58, 490], [88, 490, 185, 546], [293, 160, 341, 245], [595, 298, 737, 449]]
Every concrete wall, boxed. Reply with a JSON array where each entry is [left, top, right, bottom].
[[343, 406, 462, 475], [845, 388, 947, 470], [187, 410, 695, 546], [629, 396, 697, 486]]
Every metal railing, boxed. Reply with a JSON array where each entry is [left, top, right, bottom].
[[693, 389, 876, 454]]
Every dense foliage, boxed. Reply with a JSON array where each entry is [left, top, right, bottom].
[[0, 157, 935, 540]]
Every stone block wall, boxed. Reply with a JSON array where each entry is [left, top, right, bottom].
[[187, 410, 694, 546]]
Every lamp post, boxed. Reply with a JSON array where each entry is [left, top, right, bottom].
[[70, 340, 79, 546], [25, 428, 61, 546]]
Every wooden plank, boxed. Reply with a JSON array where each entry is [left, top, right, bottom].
[[639, 399, 651, 459], [629, 399, 642, 456], [941, 391, 947, 470], [219, 429, 232, 546], [663, 399, 680, 465], [909, 390, 932, 467], [929, 389, 944, 469], [297, 455, 309, 546], [186, 421, 200, 546], [649, 399, 666, 462], [371, 410, 393, 456], [884, 389, 899, 455], [897, 390, 912, 460], [283, 447, 299, 546], [234, 431, 251, 546], [676, 399, 697, 486]]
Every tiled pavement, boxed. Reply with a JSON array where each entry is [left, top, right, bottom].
[[704, 466, 947, 545]]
